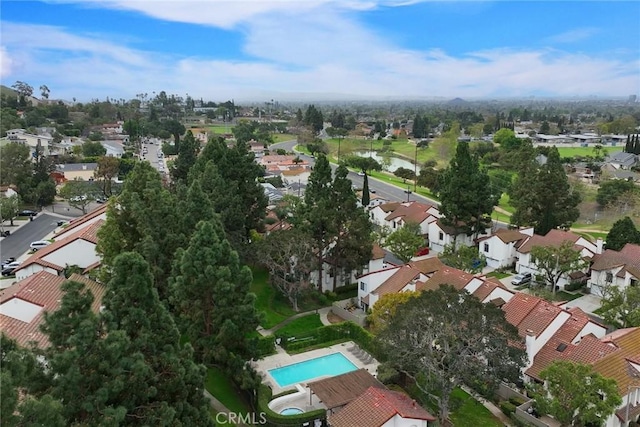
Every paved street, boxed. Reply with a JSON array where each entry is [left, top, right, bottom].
[[0, 214, 64, 261], [141, 139, 167, 174]]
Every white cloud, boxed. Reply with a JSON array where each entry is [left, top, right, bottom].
[[0, 46, 15, 78], [1, 3, 638, 101], [545, 27, 600, 44]]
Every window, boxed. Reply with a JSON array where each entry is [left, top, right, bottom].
[[438, 231, 444, 241], [360, 282, 366, 291], [483, 243, 489, 253], [605, 272, 613, 283], [631, 278, 638, 287]]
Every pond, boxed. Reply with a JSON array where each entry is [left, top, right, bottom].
[[353, 151, 418, 173]]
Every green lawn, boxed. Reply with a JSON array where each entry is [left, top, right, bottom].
[[556, 290, 583, 301], [205, 125, 234, 135], [449, 388, 503, 427], [556, 146, 623, 158], [486, 271, 510, 279], [273, 313, 323, 336], [205, 367, 251, 416], [251, 267, 296, 329], [271, 133, 296, 143]]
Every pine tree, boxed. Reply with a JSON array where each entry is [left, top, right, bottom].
[[437, 141, 496, 242], [171, 130, 200, 184], [170, 220, 260, 389], [510, 146, 580, 234], [606, 217, 640, 251], [103, 252, 213, 426], [362, 173, 370, 207], [302, 154, 336, 287], [626, 134, 632, 153]]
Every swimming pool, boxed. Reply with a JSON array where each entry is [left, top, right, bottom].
[[268, 352, 357, 387], [280, 408, 304, 415]]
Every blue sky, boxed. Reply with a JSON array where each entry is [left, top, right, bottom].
[[1, 1, 639, 102]]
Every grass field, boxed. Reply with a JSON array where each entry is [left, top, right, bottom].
[[205, 367, 251, 415], [250, 268, 296, 329], [556, 145, 623, 158], [273, 313, 323, 336], [449, 388, 504, 427]]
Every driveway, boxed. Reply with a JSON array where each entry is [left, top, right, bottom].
[[562, 294, 603, 315]]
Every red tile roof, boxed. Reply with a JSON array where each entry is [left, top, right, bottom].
[[308, 369, 386, 410], [15, 220, 103, 273], [54, 204, 107, 239], [384, 201, 436, 225], [371, 243, 385, 260], [592, 328, 640, 396], [502, 293, 542, 329], [591, 243, 640, 272], [518, 229, 586, 254], [377, 202, 401, 213], [493, 228, 529, 245], [472, 279, 511, 302], [0, 272, 105, 348], [329, 386, 436, 427], [418, 267, 474, 292], [372, 265, 421, 299]]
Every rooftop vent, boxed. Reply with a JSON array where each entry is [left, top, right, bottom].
[[556, 343, 568, 352]]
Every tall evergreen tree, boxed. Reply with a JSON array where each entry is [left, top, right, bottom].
[[103, 252, 213, 426], [97, 162, 182, 300], [326, 164, 373, 290], [626, 134, 632, 153], [510, 146, 580, 234], [171, 130, 201, 184], [362, 173, 370, 207], [170, 220, 260, 389], [437, 141, 496, 241], [606, 216, 640, 251], [302, 154, 336, 287]]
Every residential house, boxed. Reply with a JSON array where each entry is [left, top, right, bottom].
[[357, 258, 444, 310], [357, 191, 388, 209], [248, 140, 266, 157], [515, 229, 601, 290], [307, 369, 387, 416], [588, 243, 640, 297], [13, 219, 103, 280], [54, 204, 108, 241], [55, 163, 98, 181], [428, 219, 487, 253], [0, 271, 105, 348], [0, 185, 18, 198], [478, 228, 533, 269], [5, 128, 53, 156], [608, 151, 638, 170], [601, 134, 628, 145], [370, 201, 440, 237], [261, 182, 285, 204], [328, 386, 436, 427], [281, 167, 311, 186]]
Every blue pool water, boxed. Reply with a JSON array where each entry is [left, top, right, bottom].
[[280, 408, 304, 415], [268, 353, 357, 387]]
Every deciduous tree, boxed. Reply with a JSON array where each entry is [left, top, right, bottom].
[[94, 155, 120, 196], [0, 194, 21, 226], [59, 178, 95, 214], [439, 244, 486, 273], [529, 361, 621, 427], [81, 141, 107, 157], [600, 285, 640, 328], [530, 241, 588, 294], [261, 228, 315, 311], [367, 291, 419, 334], [0, 143, 32, 187], [384, 221, 424, 263], [378, 286, 526, 424]]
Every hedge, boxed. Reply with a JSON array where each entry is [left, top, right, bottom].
[[274, 321, 383, 361], [500, 401, 516, 417], [257, 384, 326, 426], [257, 335, 276, 358]]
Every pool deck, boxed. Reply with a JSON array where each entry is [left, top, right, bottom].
[[253, 341, 380, 395]]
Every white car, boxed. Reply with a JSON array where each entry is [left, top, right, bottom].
[[30, 240, 51, 251]]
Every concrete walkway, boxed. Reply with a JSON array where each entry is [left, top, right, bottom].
[[256, 306, 333, 337], [460, 386, 514, 427]]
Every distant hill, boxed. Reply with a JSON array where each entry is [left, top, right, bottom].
[[447, 97, 468, 106], [1, 85, 18, 98]]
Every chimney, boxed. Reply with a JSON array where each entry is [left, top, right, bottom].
[[596, 238, 604, 254]]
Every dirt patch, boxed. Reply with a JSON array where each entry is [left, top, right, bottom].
[[327, 311, 347, 324]]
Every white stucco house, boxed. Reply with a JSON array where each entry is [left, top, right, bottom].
[[13, 220, 103, 281], [515, 229, 601, 290], [428, 219, 486, 253], [5, 128, 53, 156], [478, 227, 534, 269], [369, 201, 440, 236], [588, 243, 640, 297], [54, 204, 108, 241]]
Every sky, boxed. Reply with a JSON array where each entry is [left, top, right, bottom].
[[1, 0, 639, 102]]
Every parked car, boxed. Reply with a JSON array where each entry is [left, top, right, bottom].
[[1, 261, 20, 276], [18, 210, 38, 217], [30, 240, 51, 251], [415, 247, 430, 257], [511, 272, 533, 286], [0, 230, 10, 237], [2, 257, 16, 268]]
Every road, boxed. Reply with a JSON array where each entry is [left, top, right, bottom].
[[0, 214, 61, 261], [141, 139, 167, 174], [270, 139, 440, 206]]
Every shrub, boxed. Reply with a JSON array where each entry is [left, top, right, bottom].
[[565, 280, 585, 292], [257, 384, 325, 426], [335, 283, 358, 295], [509, 396, 526, 407], [256, 335, 275, 358], [500, 401, 517, 417]]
